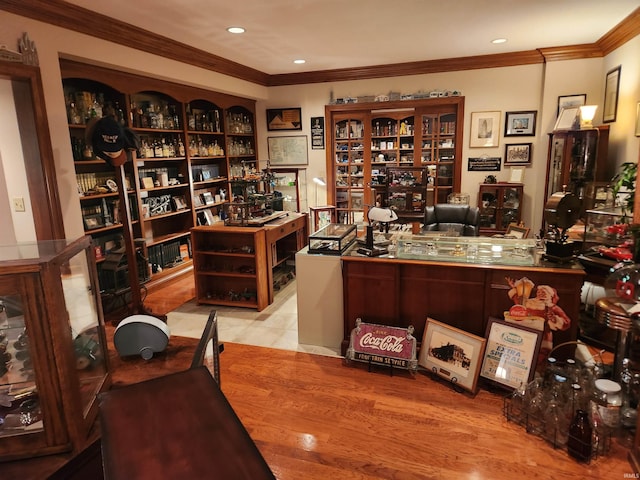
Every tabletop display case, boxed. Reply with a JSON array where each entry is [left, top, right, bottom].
[[582, 206, 631, 250], [396, 234, 539, 266], [0, 236, 110, 462], [308, 223, 357, 255]]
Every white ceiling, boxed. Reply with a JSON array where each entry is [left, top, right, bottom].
[[65, 0, 638, 75]]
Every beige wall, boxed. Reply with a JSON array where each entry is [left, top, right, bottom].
[[0, 11, 638, 240]]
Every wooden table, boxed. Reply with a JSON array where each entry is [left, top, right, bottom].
[[98, 367, 275, 479]]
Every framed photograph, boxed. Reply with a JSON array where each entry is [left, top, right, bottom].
[[172, 195, 187, 211], [553, 106, 580, 131], [193, 193, 204, 207], [267, 135, 309, 166], [504, 143, 532, 166], [83, 214, 104, 230], [509, 166, 525, 183], [505, 223, 530, 239], [603, 65, 621, 123], [419, 318, 486, 393], [480, 317, 542, 390], [267, 107, 302, 131], [504, 111, 536, 137], [636, 102, 640, 137], [557, 94, 586, 117], [469, 111, 500, 148], [200, 169, 212, 181], [311, 116, 325, 150], [202, 191, 215, 205]]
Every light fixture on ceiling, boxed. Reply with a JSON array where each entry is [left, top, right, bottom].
[[227, 27, 245, 34], [491, 38, 507, 45], [293, 59, 306, 64], [579, 105, 598, 129]]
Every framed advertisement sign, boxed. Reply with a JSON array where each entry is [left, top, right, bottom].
[[346, 318, 418, 372], [419, 318, 486, 393], [480, 317, 542, 390]]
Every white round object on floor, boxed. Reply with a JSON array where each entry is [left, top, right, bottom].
[[114, 314, 171, 360]]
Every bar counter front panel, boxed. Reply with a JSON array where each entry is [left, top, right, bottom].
[[341, 254, 585, 355]]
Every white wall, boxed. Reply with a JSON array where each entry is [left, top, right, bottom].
[[1, 11, 638, 238], [0, 79, 35, 243]]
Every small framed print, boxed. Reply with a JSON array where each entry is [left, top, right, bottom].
[[419, 318, 487, 393], [505, 223, 530, 239], [172, 195, 187, 211], [267, 107, 302, 131], [480, 317, 542, 390], [504, 111, 536, 137], [83, 214, 104, 230], [557, 94, 586, 117], [469, 111, 500, 148], [202, 192, 215, 205], [504, 143, 532, 166], [553, 106, 580, 131]]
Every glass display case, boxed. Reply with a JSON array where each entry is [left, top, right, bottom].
[[582, 206, 632, 250], [396, 234, 539, 266], [0, 236, 110, 461], [478, 183, 524, 235], [308, 223, 357, 255]]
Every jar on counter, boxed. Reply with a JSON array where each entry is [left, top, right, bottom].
[[591, 378, 622, 429]]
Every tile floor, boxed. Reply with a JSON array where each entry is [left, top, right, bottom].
[[166, 280, 341, 357]]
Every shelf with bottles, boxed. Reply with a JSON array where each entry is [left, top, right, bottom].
[[129, 91, 182, 131], [186, 99, 223, 134], [137, 132, 186, 160]]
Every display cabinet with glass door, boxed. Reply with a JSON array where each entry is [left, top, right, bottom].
[[0, 236, 110, 462], [478, 183, 524, 235], [544, 126, 609, 212], [333, 114, 366, 224]]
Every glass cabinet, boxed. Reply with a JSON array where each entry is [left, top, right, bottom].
[[544, 126, 609, 211], [478, 183, 524, 235], [0, 236, 110, 461]]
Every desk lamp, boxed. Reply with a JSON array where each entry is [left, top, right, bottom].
[[365, 206, 398, 250]]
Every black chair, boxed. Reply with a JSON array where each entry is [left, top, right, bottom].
[[190, 310, 224, 385], [423, 204, 480, 236]]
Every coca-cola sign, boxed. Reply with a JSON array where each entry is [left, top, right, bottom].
[[346, 318, 417, 371]]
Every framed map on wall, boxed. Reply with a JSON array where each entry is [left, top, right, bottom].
[[267, 135, 309, 166]]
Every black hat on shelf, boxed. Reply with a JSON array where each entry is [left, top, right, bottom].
[[87, 116, 140, 167]]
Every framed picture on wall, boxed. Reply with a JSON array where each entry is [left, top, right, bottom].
[[469, 111, 500, 148], [504, 143, 532, 166], [504, 111, 536, 137], [267, 107, 302, 131], [557, 94, 586, 117], [603, 65, 621, 123]]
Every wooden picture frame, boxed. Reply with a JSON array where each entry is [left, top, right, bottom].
[[636, 102, 640, 137], [504, 143, 532, 166], [267, 135, 309, 166], [202, 191, 215, 205], [504, 111, 536, 137], [603, 65, 621, 123], [557, 94, 586, 117], [505, 223, 530, 239], [419, 318, 487, 393], [172, 195, 187, 211], [83, 214, 104, 230], [480, 317, 542, 390], [553, 106, 580, 131], [469, 111, 500, 148], [267, 107, 302, 131], [141, 177, 155, 190]]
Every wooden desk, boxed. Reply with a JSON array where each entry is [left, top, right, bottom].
[[98, 367, 275, 480]]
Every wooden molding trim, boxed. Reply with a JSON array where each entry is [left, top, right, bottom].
[[598, 7, 640, 55], [2, 1, 639, 87]]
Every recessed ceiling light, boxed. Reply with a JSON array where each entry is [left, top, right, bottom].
[[227, 27, 245, 34], [293, 59, 306, 64], [492, 38, 507, 44]]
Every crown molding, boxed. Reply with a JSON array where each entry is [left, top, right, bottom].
[[2, 1, 639, 87]]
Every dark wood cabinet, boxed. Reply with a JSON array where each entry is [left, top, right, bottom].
[[341, 256, 584, 356], [326, 97, 464, 225], [478, 183, 524, 235], [60, 59, 257, 300], [544, 126, 609, 213]]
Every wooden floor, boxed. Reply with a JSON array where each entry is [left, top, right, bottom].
[[143, 276, 635, 480]]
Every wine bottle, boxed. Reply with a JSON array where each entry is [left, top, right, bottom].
[[567, 409, 592, 462]]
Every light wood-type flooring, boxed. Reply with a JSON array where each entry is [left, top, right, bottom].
[[142, 275, 635, 480]]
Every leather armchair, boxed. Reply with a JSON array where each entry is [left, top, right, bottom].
[[423, 204, 480, 236]]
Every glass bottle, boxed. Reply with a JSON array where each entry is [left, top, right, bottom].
[[567, 409, 592, 462]]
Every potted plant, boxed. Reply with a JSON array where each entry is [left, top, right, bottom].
[[611, 161, 637, 216]]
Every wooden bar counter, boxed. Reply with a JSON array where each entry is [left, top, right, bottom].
[[341, 241, 585, 355]]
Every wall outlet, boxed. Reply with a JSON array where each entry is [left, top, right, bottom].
[[13, 197, 25, 212]]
